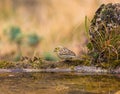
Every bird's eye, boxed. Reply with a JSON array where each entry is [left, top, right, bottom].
[[57, 47, 60, 50], [55, 48, 58, 51], [54, 47, 60, 52]]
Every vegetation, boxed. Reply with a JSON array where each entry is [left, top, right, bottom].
[[26, 33, 42, 57], [0, 61, 15, 68], [0, 2, 120, 94], [0, 2, 120, 71], [43, 52, 57, 61], [3, 26, 42, 61], [87, 3, 120, 69], [27, 33, 42, 48], [3, 26, 23, 61]]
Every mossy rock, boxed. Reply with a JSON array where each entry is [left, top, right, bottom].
[[0, 61, 15, 68], [88, 3, 120, 68]]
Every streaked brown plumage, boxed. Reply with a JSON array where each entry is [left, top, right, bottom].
[[54, 46, 76, 60]]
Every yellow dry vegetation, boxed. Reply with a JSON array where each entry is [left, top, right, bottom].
[[0, 0, 119, 56]]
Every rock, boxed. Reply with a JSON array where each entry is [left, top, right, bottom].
[[88, 3, 120, 68]]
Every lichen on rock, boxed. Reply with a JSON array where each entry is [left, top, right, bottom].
[[88, 3, 120, 68]]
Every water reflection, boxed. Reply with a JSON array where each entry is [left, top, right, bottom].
[[0, 72, 119, 94]]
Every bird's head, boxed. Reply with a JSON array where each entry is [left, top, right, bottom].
[[54, 46, 63, 53]]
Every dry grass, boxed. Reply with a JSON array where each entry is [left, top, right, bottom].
[[0, 0, 119, 57]]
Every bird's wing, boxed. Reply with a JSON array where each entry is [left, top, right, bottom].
[[59, 47, 76, 56]]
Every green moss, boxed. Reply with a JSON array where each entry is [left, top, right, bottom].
[[43, 52, 58, 61], [0, 61, 15, 68]]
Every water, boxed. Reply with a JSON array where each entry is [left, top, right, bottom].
[[0, 72, 120, 94]]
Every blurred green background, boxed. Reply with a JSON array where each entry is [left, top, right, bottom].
[[0, 0, 119, 60]]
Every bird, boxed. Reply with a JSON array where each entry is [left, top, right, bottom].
[[54, 46, 76, 60]]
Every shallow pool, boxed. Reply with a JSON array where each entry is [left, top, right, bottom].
[[0, 72, 119, 94]]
